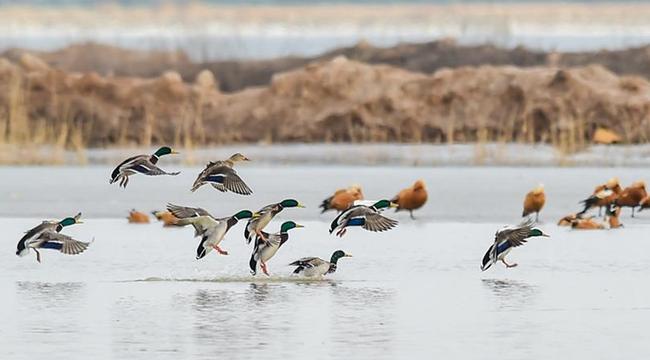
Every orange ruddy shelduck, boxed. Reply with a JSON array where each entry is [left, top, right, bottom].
[[522, 184, 546, 222], [570, 217, 605, 230], [152, 210, 179, 226], [616, 180, 647, 217], [557, 213, 579, 226], [578, 177, 621, 217], [127, 209, 150, 224], [320, 185, 364, 213], [391, 180, 428, 219]]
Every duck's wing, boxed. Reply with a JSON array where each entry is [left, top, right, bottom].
[[36, 231, 90, 255], [495, 218, 535, 247], [167, 203, 213, 218], [194, 165, 252, 195], [289, 257, 325, 268], [130, 158, 179, 176], [362, 212, 399, 232]]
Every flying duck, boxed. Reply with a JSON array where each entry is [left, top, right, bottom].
[[329, 199, 398, 237], [109, 146, 180, 188], [167, 203, 254, 259], [245, 199, 305, 243], [480, 218, 549, 271], [191, 153, 252, 195], [15, 213, 89, 263]]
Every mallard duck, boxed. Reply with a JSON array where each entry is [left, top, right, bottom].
[[109, 146, 180, 188], [191, 153, 252, 195], [127, 209, 150, 223], [391, 180, 428, 219], [15, 213, 89, 263], [616, 181, 647, 217], [249, 221, 303, 276], [167, 204, 254, 259], [289, 250, 352, 277], [320, 185, 364, 213], [151, 210, 179, 226], [480, 218, 549, 271], [245, 199, 305, 243], [329, 199, 398, 237], [522, 184, 545, 222], [578, 178, 621, 216]]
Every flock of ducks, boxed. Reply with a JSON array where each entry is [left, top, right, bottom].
[[16, 146, 646, 275], [15, 147, 427, 277]]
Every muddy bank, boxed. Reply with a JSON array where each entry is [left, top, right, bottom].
[[9, 40, 650, 92], [1, 54, 649, 148]]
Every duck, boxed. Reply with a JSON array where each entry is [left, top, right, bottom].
[[570, 217, 605, 230], [329, 199, 398, 237], [320, 185, 364, 213], [191, 153, 252, 195], [390, 180, 428, 219], [289, 250, 352, 277], [481, 218, 549, 271], [15, 213, 89, 263], [578, 178, 621, 217], [557, 213, 579, 226], [616, 181, 647, 217], [249, 221, 303, 276], [522, 184, 545, 222], [245, 199, 305, 243], [606, 203, 623, 229], [167, 204, 254, 259], [151, 210, 179, 226], [127, 209, 150, 223], [109, 146, 180, 188]]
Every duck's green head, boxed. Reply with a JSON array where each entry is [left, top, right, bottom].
[[280, 221, 304, 233], [529, 228, 549, 238], [154, 146, 179, 157], [233, 210, 254, 220], [57, 213, 83, 230], [280, 199, 305, 209], [371, 200, 397, 210], [330, 250, 353, 263]]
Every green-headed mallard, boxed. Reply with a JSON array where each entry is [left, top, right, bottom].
[[191, 153, 252, 195], [289, 250, 352, 277], [110, 146, 180, 188], [15, 213, 89, 263], [481, 218, 549, 271], [329, 199, 398, 237], [167, 203, 254, 259], [245, 199, 305, 243], [249, 221, 303, 276]]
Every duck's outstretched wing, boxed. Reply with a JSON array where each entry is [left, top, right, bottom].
[[167, 203, 212, 218], [362, 212, 399, 232], [130, 159, 179, 176], [495, 218, 535, 247], [192, 164, 252, 195], [167, 204, 219, 236], [37, 231, 90, 255]]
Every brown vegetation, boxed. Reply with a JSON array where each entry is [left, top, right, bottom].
[[2, 54, 650, 150]]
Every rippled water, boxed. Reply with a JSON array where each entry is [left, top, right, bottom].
[[2, 166, 650, 359]]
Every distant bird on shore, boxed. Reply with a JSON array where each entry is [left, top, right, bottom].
[[391, 180, 428, 220], [245, 199, 305, 243], [329, 199, 398, 237], [167, 204, 254, 259], [320, 185, 364, 213], [616, 181, 647, 217], [289, 250, 352, 277], [250, 221, 303, 276], [570, 217, 605, 230], [191, 153, 252, 195], [578, 178, 621, 217], [557, 213, 579, 226], [151, 210, 179, 226], [16, 213, 89, 263], [571, 203, 622, 229], [109, 146, 180, 188], [522, 184, 545, 222], [480, 218, 548, 271], [127, 209, 150, 224]]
